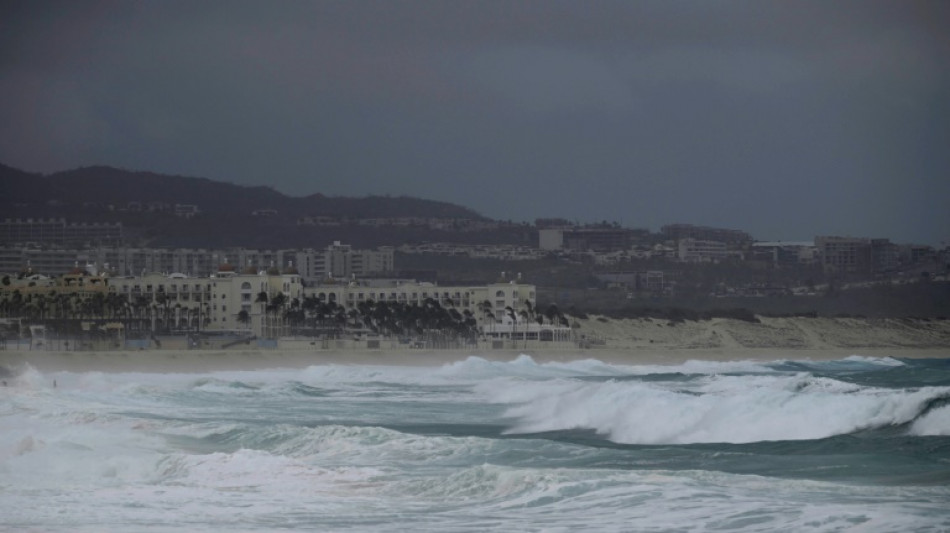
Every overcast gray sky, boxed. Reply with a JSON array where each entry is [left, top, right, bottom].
[[2, 0, 948, 244]]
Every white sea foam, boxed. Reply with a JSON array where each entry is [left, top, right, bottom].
[[490, 373, 950, 443], [841, 354, 906, 366], [2, 356, 949, 531], [909, 404, 950, 436]]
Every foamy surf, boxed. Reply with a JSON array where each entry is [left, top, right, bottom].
[[2, 354, 949, 531]]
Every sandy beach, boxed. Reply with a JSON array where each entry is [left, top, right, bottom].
[[2, 315, 948, 374]]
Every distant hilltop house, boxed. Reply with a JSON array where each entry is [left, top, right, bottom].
[[174, 204, 199, 218]]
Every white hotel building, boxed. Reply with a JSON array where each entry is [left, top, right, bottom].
[[106, 269, 543, 339]]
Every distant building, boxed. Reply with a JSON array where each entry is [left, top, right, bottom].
[[0, 242, 392, 280], [750, 241, 818, 267], [871, 239, 899, 274], [101, 272, 536, 338], [677, 239, 734, 263], [595, 271, 666, 294], [900, 244, 936, 266], [815, 236, 872, 274], [661, 224, 752, 245], [539, 227, 646, 252], [174, 204, 200, 218], [0, 218, 123, 246], [289, 242, 394, 282]]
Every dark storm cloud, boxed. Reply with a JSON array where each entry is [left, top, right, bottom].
[[1, 0, 948, 244]]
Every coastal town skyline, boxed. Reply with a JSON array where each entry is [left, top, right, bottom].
[[2, 1, 948, 246]]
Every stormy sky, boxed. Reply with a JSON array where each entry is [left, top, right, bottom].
[[1, 1, 948, 244]]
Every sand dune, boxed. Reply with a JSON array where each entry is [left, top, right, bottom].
[[573, 315, 950, 354]]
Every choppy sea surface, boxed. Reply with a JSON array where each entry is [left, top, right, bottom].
[[2, 354, 950, 532]]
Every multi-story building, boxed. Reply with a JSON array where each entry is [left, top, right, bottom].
[[4, 266, 539, 340], [106, 267, 304, 335], [0, 218, 123, 246], [539, 227, 647, 252], [677, 238, 733, 262], [750, 242, 819, 267], [0, 242, 393, 280], [871, 239, 900, 274], [815, 236, 872, 274], [595, 271, 666, 293], [306, 277, 535, 329], [290, 242, 394, 282]]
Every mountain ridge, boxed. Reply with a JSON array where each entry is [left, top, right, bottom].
[[0, 163, 486, 220]]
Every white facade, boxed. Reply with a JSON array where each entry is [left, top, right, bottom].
[[538, 228, 565, 251], [103, 271, 537, 338], [107, 269, 303, 336]]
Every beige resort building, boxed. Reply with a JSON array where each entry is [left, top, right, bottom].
[[4, 267, 568, 342]]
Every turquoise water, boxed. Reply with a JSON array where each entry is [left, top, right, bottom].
[[2, 354, 949, 531]]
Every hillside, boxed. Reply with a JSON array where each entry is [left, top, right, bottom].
[[0, 163, 502, 248], [0, 163, 485, 220]]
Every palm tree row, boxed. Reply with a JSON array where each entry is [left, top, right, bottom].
[[258, 294, 480, 342], [0, 289, 211, 337]]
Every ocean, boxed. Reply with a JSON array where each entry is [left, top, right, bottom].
[[2, 354, 949, 532]]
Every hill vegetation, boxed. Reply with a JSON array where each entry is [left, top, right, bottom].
[[0, 163, 507, 248], [1, 164, 484, 220]]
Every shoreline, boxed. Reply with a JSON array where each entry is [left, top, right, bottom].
[[3, 315, 948, 374], [2, 345, 948, 374]]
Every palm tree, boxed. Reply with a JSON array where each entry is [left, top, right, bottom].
[[267, 292, 288, 337], [237, 309, 251, 331], [154, 292, 169, 333]]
